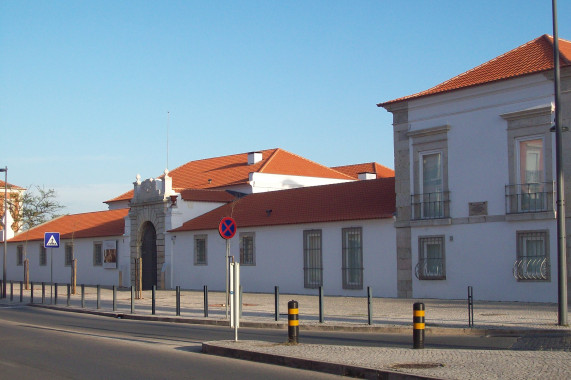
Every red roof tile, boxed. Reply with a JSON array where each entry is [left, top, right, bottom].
[[180, 189, 238, 203], [0, 180, 25, 191], [333, 163, 395, 179], [9, 209, 129, 243], [171, 177, 396, 232], [379, 35, 571, 107], [107, 148, 354, 203]]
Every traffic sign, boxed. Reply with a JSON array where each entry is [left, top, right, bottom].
[[44, 232, 60, 248], [218, 217, 237, 239]]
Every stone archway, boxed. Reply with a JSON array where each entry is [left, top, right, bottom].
[[140, 222, 157, 290]]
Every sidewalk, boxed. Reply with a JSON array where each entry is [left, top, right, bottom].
[[2, 284, 571, 379]]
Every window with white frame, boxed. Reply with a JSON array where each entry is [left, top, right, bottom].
[[39, 246, 47, 266], [93, 242, 102, 266], [420, 151, 444, 218], [342, 227, 363, 289], [17, 245, 24, 266], [303, 230, 322, 288], [194, 235, 208, 265], [516, 137, 546, 212], [65, 243, 73, 266], [240, 232, 255, 265], [416, 236, 445, 280], [514, 231, 550, 281]]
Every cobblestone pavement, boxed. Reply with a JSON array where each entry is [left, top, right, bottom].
[[2, 284, 571, 379]]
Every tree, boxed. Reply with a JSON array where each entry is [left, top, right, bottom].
[[10, 186, 65, 231]]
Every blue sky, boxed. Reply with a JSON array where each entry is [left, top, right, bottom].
[[1, 1, 570, 214]]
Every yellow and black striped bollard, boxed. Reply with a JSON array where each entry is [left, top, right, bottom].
[[413, 302, 425, 349], [288, 300, 299, 344]]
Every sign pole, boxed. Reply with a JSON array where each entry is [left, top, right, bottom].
[[50, 247, 53, 304], [218, 217, 236, 320], [225, 239, 229, 319]]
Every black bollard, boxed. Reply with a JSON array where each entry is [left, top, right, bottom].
[[54, 283, 58, 305], [10, 281, 13, 301], [274, 286, 279, 321], [367, 286, 373, 325], [468, 286, 474, 328], [413, 302, 425, 349], [81, 284, 85, 308], [318, 286, 324, 323], [176, 286, 181, 316], [67, 284, 70, 306], [31, 282, 34, 303], [152, 285, 156, 315], [97, 285, 101, 309], [288, 300, 299, 344], [203, 285, 208, 318], [112, 285, 116, 311], [42, 282, 45, 304]]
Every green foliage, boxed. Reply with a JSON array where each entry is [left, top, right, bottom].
[[12, 186, 65, 231]]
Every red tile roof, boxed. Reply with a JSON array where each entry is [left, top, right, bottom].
[[180, 189, 238, 203], [379, 34, 571, 107], [9, 209, 129, 243], [333, 163, 395, 179], [0, 180, 25, 191], [106, 148, 354, 203], [171, 177, 396, 232]]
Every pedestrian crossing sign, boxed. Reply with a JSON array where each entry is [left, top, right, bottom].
[[44, 232, 60, 248]]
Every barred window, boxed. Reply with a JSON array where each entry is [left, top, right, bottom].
[[514, 231, 550, 281], [240, 233, 255, 265], [416, 236, 446, 280], [65, 243, 73, 266], [39, 246, 47, 266], [17, 245, 24, 266], [303, 230, 322, 288], [194, 235, 208, 265], [93, 242, 102, 266], [342, 227, 363, 289]]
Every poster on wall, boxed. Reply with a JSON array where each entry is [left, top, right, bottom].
[[103, 240, 117, 269]]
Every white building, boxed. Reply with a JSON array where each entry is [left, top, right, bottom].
[[378, 34, 571, 302]]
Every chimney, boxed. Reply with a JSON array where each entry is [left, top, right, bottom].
[[248, 152, 263, 165], [358, 172, 377, 180]]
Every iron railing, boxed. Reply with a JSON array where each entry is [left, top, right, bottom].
[[411, 192, 450, 220], [415, 258, 446, 280], [513, 257, 550, 281], [505, 181, 555, 214]]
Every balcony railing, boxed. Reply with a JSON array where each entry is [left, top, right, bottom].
[[411, 191, 450, 220], [415, 258, 446, 280], [505, 181, 554, 214], [513, 257, 550, 281]]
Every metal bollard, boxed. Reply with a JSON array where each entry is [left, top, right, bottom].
[[413, 302, 425, 349], [239, 285, 243, 319], [176, 286, 181, 316], [20, 281, 23, 302], [81, 284, 85, 308], [152, 285, 156, 315], [31, 282, 34, 303], [54, 283, 58, 305], [468, 286, 474, 328], [288, 300, 299, 344], [67, 284, 70, 306], [318, 286, 324, 323], [274, 286, 279, 321], [112, 285, 117, 312], [367, 286, 373, 325], [131, 285, 135, 314], [97, 285, 101, 309], [203, 285, 208, 318], [42, 282, 45, 304], [10, 281, 13, 301]]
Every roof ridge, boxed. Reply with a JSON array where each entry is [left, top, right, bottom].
[[257, 148, 280, 173], [546, 33, 571, 65], [266, 149, 355, 179]]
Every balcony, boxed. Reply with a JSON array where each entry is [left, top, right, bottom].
[[411, 192, 450, 220], [513, 257, 550, 281], [505, 181, 554, 214], [415, 258, 446, 280]]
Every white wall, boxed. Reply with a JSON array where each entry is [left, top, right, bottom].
[[170, 219, 397, 297]]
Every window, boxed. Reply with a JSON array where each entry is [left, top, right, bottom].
[[303, 230, 322, 288], [39, 246, 47, 266], [65, 243, 73, 266], [517, 137, 547, 212], [240, 233, 255, 265], [93, 242, 102, 266], [514, 231, 550, 281], [17, 245, 24, 266], [342, 228, 363, 289], [416, 236, 445, 280], [420, 151, 444, 218], [194, 235, 208, 265]]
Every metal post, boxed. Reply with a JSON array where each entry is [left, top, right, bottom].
[[19, 281, 23, 302], [288, 300, 299, 344], [54, 283, 58, 305], [112, 285, 116, 312], [67, 284, 70, 306], [318, 286, 324, 323], [10, 280, 13, 301], [1, 166, 7, 299], [176, 286, 181, 316], [152, 285, 156, 315], [552, 0, 568, 327], [30, 282, 34, 303], [81, 284, 85, 308], [274, 286, 279, 321], [413, 302, 425, 349], [130, 285, 135, 314], [239, 285, 243, 319], [225, 240, 229, 319], [96, 285, 100, 309], [42, 282, 45, 304], [203, 285, 208, 317], [367, 286, 373, 325], [468, 286, 474, 328]]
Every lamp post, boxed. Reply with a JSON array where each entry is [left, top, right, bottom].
[[1, 167, 7, 299]]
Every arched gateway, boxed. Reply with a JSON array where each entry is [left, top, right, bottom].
[[140, 222, 157, 290]]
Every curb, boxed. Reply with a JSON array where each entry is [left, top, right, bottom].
[[202, 341, 441, 380], [27, 303, 571, 337]]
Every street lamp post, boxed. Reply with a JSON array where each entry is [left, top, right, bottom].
[[1, 167, 7, 299]]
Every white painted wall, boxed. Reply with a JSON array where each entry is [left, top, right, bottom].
[[169, 219, 397, 297], [248, 172, 354, 193]]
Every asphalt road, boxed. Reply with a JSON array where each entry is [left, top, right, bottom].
[[0, 305, 520, 379]]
